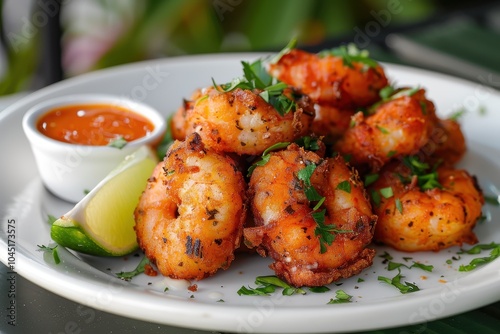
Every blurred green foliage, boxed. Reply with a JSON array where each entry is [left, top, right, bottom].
[[0, 0, 438, 95]]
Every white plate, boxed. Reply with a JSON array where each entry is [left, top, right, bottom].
[[1, 54, 500, 334]]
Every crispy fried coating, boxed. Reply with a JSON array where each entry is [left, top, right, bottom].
[[334, 89, 438, 171], [134, 133, 247, 280], [244, 144, 377, 287], [268, 49, 388, 109], [368, 161, 484, 252], [185, 87, 315, 156]]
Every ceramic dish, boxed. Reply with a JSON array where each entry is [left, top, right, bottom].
[[1, 54, 500, 333]]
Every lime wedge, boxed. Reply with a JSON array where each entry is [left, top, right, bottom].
[[51, 146, 158, 256]]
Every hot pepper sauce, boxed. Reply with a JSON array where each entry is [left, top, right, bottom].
[[37, 104, 155, 146]]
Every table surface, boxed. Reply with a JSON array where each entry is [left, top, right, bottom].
[[2, 17, 500, 334]]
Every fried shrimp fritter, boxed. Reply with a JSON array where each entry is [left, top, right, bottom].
[[134, 133, 247, 280], [185, 86, 315, 155], [170, 89, 203, 141], [268, 48, 388, 109], [368, 159, 484, 252], [334, 89, 438, 171], [244, 144, 377, 287]]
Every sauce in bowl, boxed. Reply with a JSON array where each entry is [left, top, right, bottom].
[[37, 104, 155, 146]]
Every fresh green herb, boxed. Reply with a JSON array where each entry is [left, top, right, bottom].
[[295, 136, 320, 151], [297, 163, 324, 204], [237, 275, 306, 296], [217, 299, 225, 302], [247, 142, 290, 176], [419, 101, 427, 115], [378, 269, 420, 294], [116, 255, 150, 281], [164, 287, 169, 292], [83, 189, 90, 195], [270, 38, 298, 64], [379, 85, 395, 99], [458, 243, 500, 271], [327, 290, 353, 304], [369, 86, 420, 113], [387, 261, 433, 272], [336, 180, 351, 193], [313, 210, 352, 253], [484, 195, 500, 206], [401, 156, 442, 191], [370, 189, 381, 207], [47, 215, 57, 225], [156, 115, 175, 159], [108, 136, 128, 149], [387, 150, 397, 158], [308, 286, 331, 293], [376, 125, 390, 134], [318, 44, 378, 70], [342, 154, 352, 163], [395, 198, 403, 214], [449, 107, 466, 121], [357, 278, 365, 283], [446, 259, 453, 265], [379, 251, 393, 262], [37, 244, 60, 264], [213, 59, 295, 116], [364, 173, 379, 187], [379, 187, 393, 199]]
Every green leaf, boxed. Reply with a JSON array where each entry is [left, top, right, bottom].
[[327, 290, 353, 304], [379, 187, 393, 199], [37, 244, 60, 265], [116, 255, 150, 281], [247, 142, 290, 176], [336, 180, 351, 193], [270, 38, 298, 64], [308, 286, 331, 293], [395, 198, 403, 214], [238, 275, 306, 296], [378, 269, 420, 294], [458, 243, 500, 271], [108, 136, 128, 149], [364, 174, 379, 187]]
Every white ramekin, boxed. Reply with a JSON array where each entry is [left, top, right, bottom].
[[22, 94, 166, 203]]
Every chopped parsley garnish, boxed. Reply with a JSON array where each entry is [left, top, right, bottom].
[[237, 275, 306, 296], [369, 86, 420, 113], [379, 187, 393, 199], [336, 180, 351, 193], [270, 38, 298, 64], [327, 290, 353, 304], [108, 136, 128, 149], [484, 195, 500, 206], [395, 198, 403, 214], [458, 242, 500, 271], [378, 269, 420, 294], [213, 58, 296, 116], [318, 43, 378, 71], [449, 107, 466, 121], [37, 244, 60, 264], [116, 255, 150, 281], [47, 214, 57, 225], [156, 115, 175, 159], [308, 286, 331, 293], [296, 162, 352, 253], [295, 136, 321, 151], [387, 260, 433, 272], [364, 173, 379, 187], [247, 142, 290, 177], [400, 156, 442, 191]]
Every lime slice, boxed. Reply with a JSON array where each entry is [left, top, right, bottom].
[[51, 146, 158, 256]]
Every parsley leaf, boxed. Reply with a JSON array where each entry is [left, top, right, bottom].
[[108, 136, 127, 149], [116, 255, 150, 281], [237, 275, 306, 296], [327, 290, 353, 304], [336, 180, 351, 193], [37, 244, 61, 264], [401, 156, 442, 190], [458, 242, 500, 271], [247, 142, 290, 176], [214, 59, 295, 116], [318, 44, 378, 70], [378, 269, 420, 294]]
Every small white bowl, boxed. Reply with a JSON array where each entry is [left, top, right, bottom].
[[22, 94, 166, 203]]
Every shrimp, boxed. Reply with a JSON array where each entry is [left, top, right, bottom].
[[311, 105, 355, 142], [427, 119, 466, 165], [244, 143, 377, 287], [334, 88, 438, 171], [170, 89, 204, 141], [268, 48, 388, 109], [185, 86, 315, 155], [134, 133, 247, 280], [368, 159, 484, 252]]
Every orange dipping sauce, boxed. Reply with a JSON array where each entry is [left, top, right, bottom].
[[37, 104, 155, 146]]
